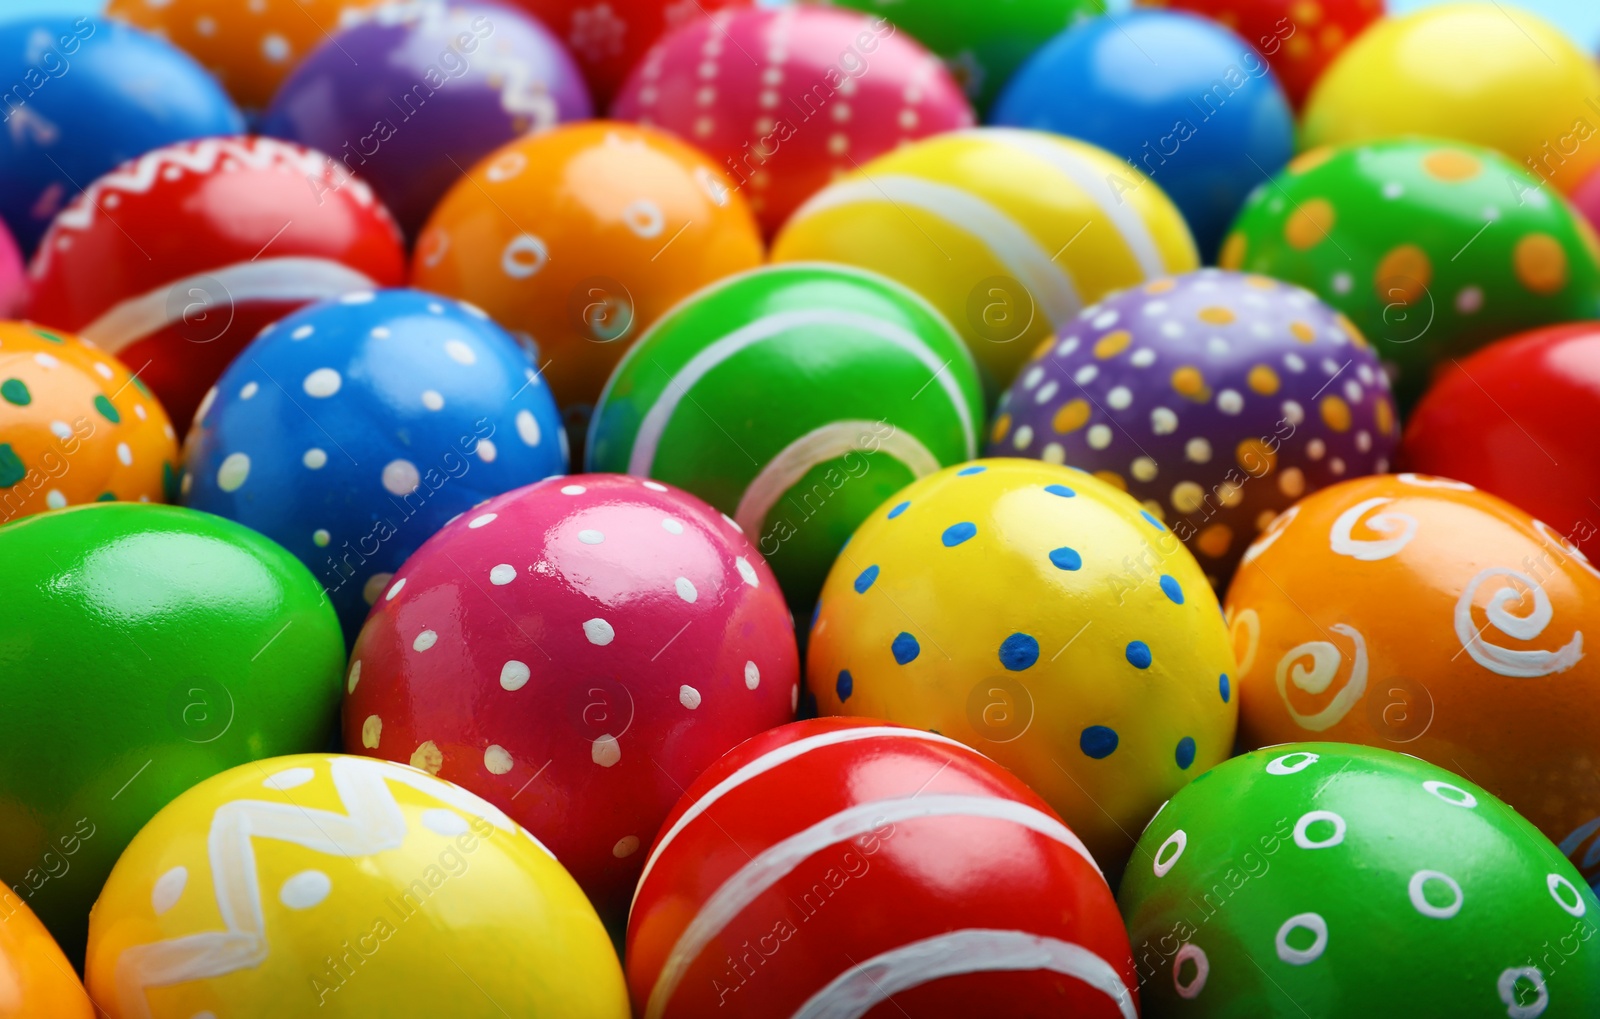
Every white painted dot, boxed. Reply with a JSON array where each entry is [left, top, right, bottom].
[[1456, 287, 1483, 314], [500, 660, 530, 691], [1217, 390, 1243, 415], [445, 340, 476, 365], [1013, 425, 1033, 449], [49, 421, 72, 440], [592, 734, 621, 767], [1021, 366, 1045, 390], [1307, 438, 1326, 460], [116, 442, 133, 466], [1284, 353, 1306, 372], [346, 660, 361, 694], [370, 326, 391, 340], [745, 661, 760, 689], [679, 684, 702, 709], [484, 745, 514, 775], [584, 618, 615, 645], [1423, 780, 1478, 808], [643, 480, 668, 492], [1281, 400, 1305, 426], [421, 390, 444, 411], [386, 577, 406, 601], [422, 809, 469, 837], [262, 32, 291, 63], [313, 528, 331, 547], [152, 866, 188, 915], [382, 459, 420, 496], [579, 529, 605, 544], [468, 513, 497, 529], [1383, 181, 1404, 199], [1073, 364, 1098, 386], [1035, 379, 1059, 404], [1549, 874, 1587, 917], [1186, 437, 1212, 463], [340, 291, 375, 305], [240, 381, 259, 399], [561, 484, 586, 495], [1056, 336, 1080, 357], [723, 513, 743, 533], [302, 448, 327, 469], [1092, 310, 1119, 329], [1332, 272, 1353, 295], [1275, 912, 1327, 965], [217, 452, 251, 492], [1130, 348, 1157, 368], [514, 409, 540, 445], [33, 352, 58, 368], [1041, 443, 1065, 464], [265, 767, 315, 791], [490, 564, 516, 585], [476, 438, 497, 462], [662, 517, 684, 535], [1153, 830, 1186, 877], [1087, 424, 1112, 450], [413, 629, 438, 652], [1131, 457, 1158, 482], [360, 573, 390, 606], [302, 368, 341, 397], [676, 577, 698, 602], [736, 557, 759, 587], [279, 870, 331, 910], [1106, 386, 1132, 410], [1151, 407, 1177, 434], [614, 835, 641, 858], [290, 324, 314, 341]]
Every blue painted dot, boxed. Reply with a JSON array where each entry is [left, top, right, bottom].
[[854, 565, 879, 593], [1176, 737, 1197, 770], [942, 522, 977, 546], [1219, 673, 1231, 703], [1126, 640, 1153, 669], [810, 602, 821, 630], [836, 670, 853, 701], [1045, 484, 1076, 498], [887, 500, 910, 520], [1049, 546, 1082, 571], [1140, 510, 1166, 532], [957, 465, 987, 476], [1159, 575, 1184, 605], [891, 632, 921, 665], [1080, 725, 1119, 759], [999, 632, 1040, 671]]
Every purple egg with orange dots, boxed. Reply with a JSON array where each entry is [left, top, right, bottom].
[[988, 269, 1397, 587]]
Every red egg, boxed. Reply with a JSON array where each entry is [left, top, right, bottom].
[[26, 136, 407, 431], [1400, 321, 1600, 563], [611, 5, 974, 235], [627, 717, 1138, 1019], [343, 473, 799, 920]]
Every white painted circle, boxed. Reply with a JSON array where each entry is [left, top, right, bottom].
[[1423, 780, 1478, 808], [501, 234, 549, 278], [1548, 874, 1587, 917], [1274, 912, 1328, 965], [1408, 870, 1463, 919], [1498, 966, 1548, 1019], [1173, 942, 1208, 999], [1293, 810, 1346, 850], [1267, 751, 1319, 775], [1154, 829, 1186, 877]]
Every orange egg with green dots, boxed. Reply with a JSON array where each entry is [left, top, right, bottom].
[[0, 322, 177, 524]]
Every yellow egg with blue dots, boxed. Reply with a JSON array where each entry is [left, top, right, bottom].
[[806, 458, 1237, 880]]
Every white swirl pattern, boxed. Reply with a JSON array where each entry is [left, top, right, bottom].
[[1454, 568, 1584, 678], [1241, 505, 1299, 566], [1274, 623, 1369, 731], [1329, 498, 1417, 561]]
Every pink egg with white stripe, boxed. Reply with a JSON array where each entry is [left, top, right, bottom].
[[626, 717, 1138, 1019], [342, 473, 799, 922]]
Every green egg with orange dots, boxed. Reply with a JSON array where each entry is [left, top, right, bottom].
[[1219, 139, 1600, 407]]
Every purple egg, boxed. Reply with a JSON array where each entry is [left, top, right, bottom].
[[986, 268, 1398, 587], [259, 1, 592, 237]]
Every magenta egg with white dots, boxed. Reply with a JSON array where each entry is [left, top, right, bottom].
[[342, 473, 799, 921]]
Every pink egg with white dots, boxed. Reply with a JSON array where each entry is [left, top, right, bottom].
[[610, 4, 974, 235], [342, 473, 799, 920]]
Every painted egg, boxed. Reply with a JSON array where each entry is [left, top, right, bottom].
[[1402, 323, 1600, 565], [1226, 473, 1600, 888], [806, 459, 1238, 881], [1120, 742, 1600, 1016], [628, 717, 1139, 1019], [343, 474, 798, 920], [611, 5, 974, 236], [105, 0, 385, 113], [1141, 0, 1383, 108], [26, 135, 407, 433], [988, 269, 1397, 588], [0, 17, 243, 254], [0, 503, 344, 961], [992, 8, 1294, 259], [180, 288, 567, 643], [0, 219, 25, 317], [510, 0, 751, 108], [259, 1, 592, 237], [585, 263, 984, 617], [771, 128, 1198, 400], [1219, 139, 1600, 408], [0, 322, 177, 524], [411, 121, 763, 443], [84, 754, 630, 1018], [1302, 3, 1600, 195], [0, 895, 94, 1019]]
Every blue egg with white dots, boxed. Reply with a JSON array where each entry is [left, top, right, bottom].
[[181, 288, 567, 643], [942, 521, 977, 546], [891, 632, 921, 664], [1126, 640, 1153, 669], [854, 564, 880, 593], [1159, 575, 1184, 605], [1080, 725, 1119, 759]]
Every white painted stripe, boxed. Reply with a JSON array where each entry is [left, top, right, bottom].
[[793, 929, 1138, 1019], [632, 727, 973, 910], [734, 422, 943, 536], [627, 309, 976, 477], [79, 258, 383, 354], [644, 795, 1104, 1019], [787, 175, 1081, 326]]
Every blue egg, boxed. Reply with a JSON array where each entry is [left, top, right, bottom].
[[1080, 725, 1119, 759], [1049, 546, 1082, 571], [836, 669, 854, 701], [891, 632, 921, 665], [1159, 574, 1184, 605], [999, 632, 1040, 671], [887, 500, 911, 519], [854, 564, 880, 593], [1176, 736, 1197, 770], [181, 288, 566, 643], [992, 9, 1294, 258], [1126, 640, 1153, 669], [942, 521, 977, 546]]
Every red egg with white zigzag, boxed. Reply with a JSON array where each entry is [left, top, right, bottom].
[[626, 717, 1138, 1019], [26, 135, 406, 433]]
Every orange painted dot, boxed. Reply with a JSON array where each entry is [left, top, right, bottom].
[[1374, 244, 1432, 305], [1171, 366, 1209, 402], [1320, 395, 1352, 432], [991, 412, 1011, 443], [1237, 437, 1278, 477], [1514, 233, 1568, 295], [1422, 149, 1481, 182], [1095, 330, 1132, 359], [1197, 306, 1236, 325], [1052, 399, 1090, 434], [1094, 470, 1127, 491], [1292, 2, 1324, 26], [1244, 275, 1278, 290], [1247, 365, 1280, 395], [1031, 335, 1054, 360], [1197, 522, 1234, 559], [1144, 278, 1177, 294], [1336, 313, 1366, 346], [1285, 199, 1335, 250], [1375, 397, 1395, 436], [1287, 147, 1335, 175], [1289, 321, 1316, 343], [1285, 33, 1312, 59], [1219, 233, 1247, 268], [1319, 24, 1346, 49]]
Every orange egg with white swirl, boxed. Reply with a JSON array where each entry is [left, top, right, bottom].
[[1225, 473, 1600, 887]]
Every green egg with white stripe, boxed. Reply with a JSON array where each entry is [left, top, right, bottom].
[[586, 263, 983, 617], [771, 127, 1200, 400]]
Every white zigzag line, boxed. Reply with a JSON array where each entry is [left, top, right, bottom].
[[111, 757, 545, 1019]]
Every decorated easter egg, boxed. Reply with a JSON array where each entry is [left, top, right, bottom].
[[0, 503, 344, 961], [1120, 742, 1600, 1016], [0, 322, 177, 524], [1141, 0, 1383, 108], [411, 121, 763, 440], [1402, 323, 1600, 564], [259, 1, 592, 237], [1226, 473, 1600, 887], [343, 474, 799, 919], [26, 135, 407, 433], [0, 219, 25, 317], [0, 895, 94, 1019], [0, 17, 243, 254], [807, 459, 1238, 880], [611, 5, 974, 235], [1302, 3, 1600, 195], [181, 288, 567, 642], [992, 8, 1294, 259], [106, 0, 384, 112], [1219, 139, 1600, 407], [511, 0, 751, 107], [586, 264, 984, 616], [989, 270, 1397, 587], [628, 717, 1139, 1019], [84, 754, 630, 1018], [771, 128, 1199, 400]]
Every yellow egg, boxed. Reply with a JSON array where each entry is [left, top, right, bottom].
[[85, 755, 629, 1018]]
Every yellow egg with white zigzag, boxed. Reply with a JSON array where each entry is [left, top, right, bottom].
[[85, 754, 630, 1019]]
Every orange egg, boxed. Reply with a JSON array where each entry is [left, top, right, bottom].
[[0, 892, 94, 1018], [1226, 473, 1600, 885], [0, 322, 176, 524]]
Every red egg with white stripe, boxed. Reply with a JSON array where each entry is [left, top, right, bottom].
[[343, 473, 799, 921], [26, 135, 406, 432], [627, 717, 1138, 1019]]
